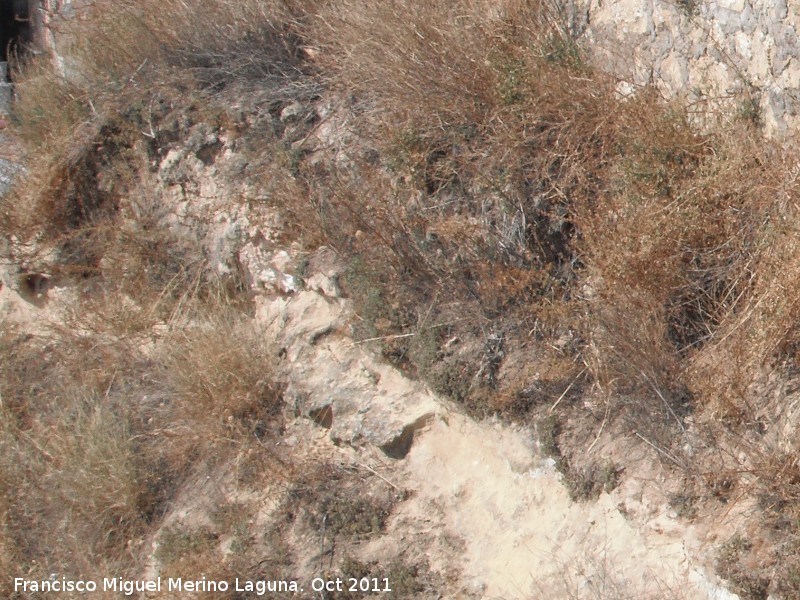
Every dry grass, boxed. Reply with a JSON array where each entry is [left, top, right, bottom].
[[299, 3, 800, 590], [0, 330, 140, 593], [0, 294, 283, 596], [6, 0, 800, 596], [13, 0, 789, 422], [1, 6, 304, 590], [297, 0, 668, 420], [3, 0, 318, 272], [13, 0, 314, 142], [303, 0, 800, 433], [156, 309, 283, 441]]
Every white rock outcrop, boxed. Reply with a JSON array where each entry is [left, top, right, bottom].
[[582, 0, 800, 133]]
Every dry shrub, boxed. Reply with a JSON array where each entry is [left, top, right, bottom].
[[156, 309, 283, 441], [682, 146, 800, 418], [0, 331, 143, 595], [314, 1, 495, 126], [582, 120, 800, 420], [130, 305, 284, 525], [304, 0, 678, 408], [573, 100, 727, 420], [0, 295, 282, 595], [302, 0, 800, 440], [572, 118, 800, 456], [6, 146, 211, 343], [304, 0, 617, 305], [313, 0, 587, 129]]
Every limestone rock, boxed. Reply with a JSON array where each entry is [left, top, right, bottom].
[[303, 246, 343, 298], [258, 290, 439, 458], [280, 102, 305, 123], [583, 0, 800, 133]]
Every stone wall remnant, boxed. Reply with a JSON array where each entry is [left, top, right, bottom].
[[582, 0, 800, 133]]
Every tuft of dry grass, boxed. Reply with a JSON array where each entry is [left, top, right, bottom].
[[0, 330, 141, 594], [156, 309, 283, 439], [0, 294, 283, 596], [13, 0, 316, 142]]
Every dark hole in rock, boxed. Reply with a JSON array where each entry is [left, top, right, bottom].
[[379, 414, 434, 460], [195, 140, 223, 166], [309, 405, 333, 429], [17, 272, 50, 305]]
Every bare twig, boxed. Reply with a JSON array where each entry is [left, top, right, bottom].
[[635, 432, 687, 470], [350, 332, 415, 346], [550, 367, 586, 414]]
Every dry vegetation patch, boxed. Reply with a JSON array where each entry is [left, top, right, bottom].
[[0, 298, 285, 595]]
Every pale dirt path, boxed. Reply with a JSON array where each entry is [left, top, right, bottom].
[[392, 413, 737, 599], [260, 289, 740, 600]]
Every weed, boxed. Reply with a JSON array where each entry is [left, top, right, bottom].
[[258, 526, 295, 582], [537, 415, 562, 460], [543, 34, 584, 69], [322, 497, 392, 538], [564, 461, 622, 502], [535, 416, 619, 501], [772, 550, 800, 599], [210, 501, 254, 555], [737, 94, 762, 128], [426, 359, 479, 406], [296, 479, 398, 540], [715, 535, 770, 600], [341, 257, 391, 342], [326, 557, 438, 600], [494, 56, 530, 106], [668, 492, 699, 520]]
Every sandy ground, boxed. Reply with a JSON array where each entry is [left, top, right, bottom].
[[386, 413, 738, 599]]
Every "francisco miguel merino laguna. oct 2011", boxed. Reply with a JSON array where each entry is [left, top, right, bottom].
[[14, 575, 303, 596]]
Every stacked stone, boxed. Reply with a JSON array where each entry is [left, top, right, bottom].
[[582, 0, 800, 134]]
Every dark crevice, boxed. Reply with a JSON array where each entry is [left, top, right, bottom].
[[0, 0, 33, 77]]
